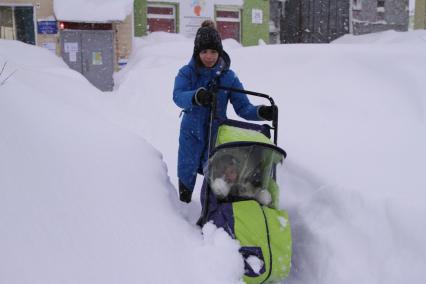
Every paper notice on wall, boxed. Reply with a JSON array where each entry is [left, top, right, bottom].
[[252, 9, 263, 24], [69, 52, 77, 62], [64, 42, 79, 53], [92, 52, 103, 65], [41, 42, 56, 54]]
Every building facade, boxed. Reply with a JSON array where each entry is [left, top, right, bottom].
[[134, 0, 270, 46], [414, 0, 426, 29], [1, 0, 56, 50], [269, 0, 282, 43], [269, 0, 409, 44], [0, 0, 134, 91], [271, 0, 350, 43], [351, 0, 409, 35]]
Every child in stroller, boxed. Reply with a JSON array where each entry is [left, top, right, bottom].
[[210, 154, 272, 206]]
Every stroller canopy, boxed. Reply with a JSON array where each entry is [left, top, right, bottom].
[[205, 122, 286, 208]]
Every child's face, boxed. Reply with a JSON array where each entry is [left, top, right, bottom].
[[199, 49, 219, 68], [224, 165, 238, 184]]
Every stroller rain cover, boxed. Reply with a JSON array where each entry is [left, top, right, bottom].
[[201, 120, 292, 284]]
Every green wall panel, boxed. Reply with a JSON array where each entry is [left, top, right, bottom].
[[134, 0, 180, 36], [242, 0, 269, 46], [134, 0, 147, 36]]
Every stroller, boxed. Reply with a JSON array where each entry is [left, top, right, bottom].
[[198, 86, 292, 284]]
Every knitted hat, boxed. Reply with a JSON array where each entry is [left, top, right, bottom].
[[193, 26, 223, 57]]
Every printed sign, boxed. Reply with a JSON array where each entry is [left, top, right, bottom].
[[41, 42, 56, 54], [92, 52, 103, 65], [69, 52, 77, 62], [64, 42, 79, 53], [181, 0, 213, 37], [252, 9, 263, 24], [37, 21, 58, 34]]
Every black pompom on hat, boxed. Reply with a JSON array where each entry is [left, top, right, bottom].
[[193, 26, 223, 57]]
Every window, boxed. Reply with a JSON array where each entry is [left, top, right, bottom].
[[0, 6, 14, 40], [215, 7, 241, 42], [352, 0, 362, 10], [377, 0, 385, 20], [0, 5, 35, 44], [147, 4, 176, 33], [377, 0, 385, 13]]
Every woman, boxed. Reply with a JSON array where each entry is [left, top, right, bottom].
[[173, 21, 276, 203]]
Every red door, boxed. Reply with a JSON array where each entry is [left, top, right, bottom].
[[147, 5, 176, 33], [216, 10, 240, 42]]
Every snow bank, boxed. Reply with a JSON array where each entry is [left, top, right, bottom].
[[108, 31, 426, 283], [332, 29, 426, 44], [0, 40, 243, 284]]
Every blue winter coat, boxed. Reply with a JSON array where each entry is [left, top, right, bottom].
[[173, 52, 262, 190]]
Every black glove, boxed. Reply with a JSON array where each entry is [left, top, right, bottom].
[[258, 105, 278, 121], [179, 181, 193, 203], [194, 87, 213, 106]]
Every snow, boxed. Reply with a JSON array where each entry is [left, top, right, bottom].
[[214, 0, 244, 5], [333, 29, 426, 43], [246, 256, 264, 275], [0, 39, 243, 284], [1, 28, 426, 284], [53, 0, 244, 22], [410, 0, 416, 11], [277, 216, 288, 229], [53, 0, 133, 22], [152, 0, 244, 5]]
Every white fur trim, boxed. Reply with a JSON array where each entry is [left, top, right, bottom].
[[211, 178, 230, 198], [256, 189, 272, 205]]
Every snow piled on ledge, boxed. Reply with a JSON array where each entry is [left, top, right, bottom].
[[53, 0, 133, 22]]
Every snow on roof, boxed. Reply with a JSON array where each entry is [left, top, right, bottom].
[[53, 0, 133, 22], [151, 0, 244, 5]]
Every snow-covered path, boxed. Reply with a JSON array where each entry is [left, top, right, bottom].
[[107, 31, 426, 283]]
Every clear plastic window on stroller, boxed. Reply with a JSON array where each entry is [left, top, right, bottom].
[[204, 144, 284, 208]]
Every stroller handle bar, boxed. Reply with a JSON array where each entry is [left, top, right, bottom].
[[216, 86, 275, 106], [215, 85, 278, 145]]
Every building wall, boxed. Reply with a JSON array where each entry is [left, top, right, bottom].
[[115, 14, 133, 70], [35, 0, 58, 54], [269, 0, 282, 43], [0, 0, 55, 18], [134, 0, 146, 36], [134, 0, 196, 36], [414, 0, 426, 29], [1, 0, 133, 69], [0, 0, 58, 52], [134, 0, 180, 36], [352, 0, 409, 35], [241, 0, 269, 46], [281, 0, 350, 43], [134, 0, 269, 47]]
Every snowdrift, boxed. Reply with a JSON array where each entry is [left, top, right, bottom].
[[0, 39, 243, 284]]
